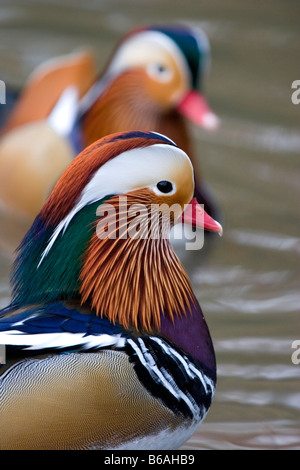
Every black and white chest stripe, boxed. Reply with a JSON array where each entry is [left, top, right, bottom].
[[1, 320, 215, 421], [125, 335, 215, 420]]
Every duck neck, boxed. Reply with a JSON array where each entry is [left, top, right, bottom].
[[12, 195, 215, 377], [81, 70, 191, 151], [81, 71, 159, 147], [79, 192, 196, 331]]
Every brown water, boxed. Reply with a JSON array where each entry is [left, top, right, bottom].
[[0, 0, 299, 450]]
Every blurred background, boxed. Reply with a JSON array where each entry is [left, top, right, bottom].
[[0, 0, 299, 449]]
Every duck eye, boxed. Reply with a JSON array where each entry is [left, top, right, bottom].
[[156, 64, 166, 73], [157, 180, 173, 194], [147, 63, 173, 82]]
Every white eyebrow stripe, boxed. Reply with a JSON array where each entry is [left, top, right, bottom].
[[38, 143, 191, 267], [79, 29, 194, 115]]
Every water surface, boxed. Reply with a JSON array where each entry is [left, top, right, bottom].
[[0, 0, 299, 450]]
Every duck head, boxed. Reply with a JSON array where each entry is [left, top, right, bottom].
[[12, 131, 222, 333], [81, 24, 219, 146]]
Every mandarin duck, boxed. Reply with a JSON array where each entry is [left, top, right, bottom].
[[0, 131, 222, 450], [0, 24, 219, 222]]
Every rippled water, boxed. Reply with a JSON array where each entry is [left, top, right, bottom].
[[0, 0, 299, 450]]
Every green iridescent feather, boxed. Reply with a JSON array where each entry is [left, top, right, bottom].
[[11, 199, 108, 306]]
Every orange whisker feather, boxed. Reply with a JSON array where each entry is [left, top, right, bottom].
[[79, 190, 195, 332]]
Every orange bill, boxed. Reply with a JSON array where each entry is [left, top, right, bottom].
[[179, 197, 223, 235], [177, 90, 219, 130]]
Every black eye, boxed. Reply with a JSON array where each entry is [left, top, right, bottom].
[[157, 180, 173, 193], [147, 63, 173, 82], [156, 64, 166, 73]]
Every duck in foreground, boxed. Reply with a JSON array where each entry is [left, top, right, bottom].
[[0, 131, 222, 450], [0, 24, 219, 221]]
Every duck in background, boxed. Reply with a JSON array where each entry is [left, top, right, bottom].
[[0, 130, 223, 450], [0, 24, 219, 226], [0, 51, 96, 222]]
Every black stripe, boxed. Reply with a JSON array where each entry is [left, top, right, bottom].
[[109, 131, 177, 147], [125, 336, 215, 419]]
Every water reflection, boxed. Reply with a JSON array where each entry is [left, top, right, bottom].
[[230, 230, 300, 254], [186, 420, 300, 450], [219, 363, 300, 380]]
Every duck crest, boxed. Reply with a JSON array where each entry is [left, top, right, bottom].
[[104, 24, 209, 92], [146, 24, 210, 89], [41, 130, 176, 227]]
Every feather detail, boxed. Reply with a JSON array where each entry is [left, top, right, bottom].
[[81, 69, 194, 158], [41, 131, 177, 227], [11, 133, 188, 309], [82, 70, 161, 147], [4, 50, 96, 133], [80, 190, 196, 332]]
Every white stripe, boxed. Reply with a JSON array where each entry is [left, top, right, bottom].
[[189, 362, 215, 394], [137, 338, 181, 399], [150, 336, 195, 379], [11, 313, 41, 327], [0, 331, 126, 351], [150, 336, 215, 399], [47, 86, 79, 136], [38, 143, 192, 267], [128, 338, 200, 417], [106, 30, 191, 94], [158, 365, 198, 415], [128, 338, 179, 398], [79, 29, 194, 116]]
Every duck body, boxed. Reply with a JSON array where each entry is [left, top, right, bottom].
[[0, 300, 215, 450], [0, 131, 221, 449]]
